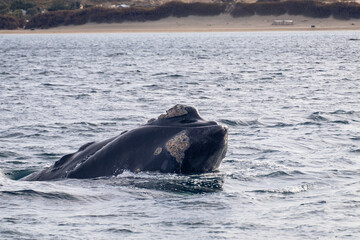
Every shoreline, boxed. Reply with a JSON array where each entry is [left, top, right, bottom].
[[2, 14, 360, 34]]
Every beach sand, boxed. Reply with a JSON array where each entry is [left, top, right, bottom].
[[2, 14, 360, 34]]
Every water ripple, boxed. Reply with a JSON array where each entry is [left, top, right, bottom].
[[1, 31, 359, 239], [251, 184, 311, 195], [1, 189, 80, 201]]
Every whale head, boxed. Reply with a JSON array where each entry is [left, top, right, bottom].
[[147, 104, 228, 173]]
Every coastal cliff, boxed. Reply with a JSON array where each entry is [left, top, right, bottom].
[[1, 1, 360, 30]]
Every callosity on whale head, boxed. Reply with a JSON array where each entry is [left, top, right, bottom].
[[147, 104, 228, 173], [22, 104, 228, 181]]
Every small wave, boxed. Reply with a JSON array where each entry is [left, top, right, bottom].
[[251, 184, 311, 195], [330, 110, 355, 115], [74, 94, 90, 99], [259, 77, 273, 81], [35, 152, 60, 160], [104, 228, 134, 233], [227, 173, 253, 181], [305, 110, 355, 125], [0, 132, 25, 139], [5, 160, 25, 165], [1, 189, 80, 201], [219, 119, 260, 127], [258, 171, 291, 178], [272, 72, 283, 76], [106, 52, 125, 57], [300, 200, 327, 206], [100, 122, 117, 126], [199, 96, 210, 99], [350, 136, 360, 141], [257, 170, 305, 178], [292, 170, 306, 175], [110, 117, 129, 122], [196, 55, 209, 60], [261, 149, 279, 153], [186, 81, 199, 85], [308, 112, 328, 122], [169, 74, 184, 78], [267, 122, 293, 128], [38, 71, 50, 75], [343, 200, 360, 208], [150, 73, 186, 78], [144, 84, 163, 90], [3, 169, 35, 180], [330, 120, 349, 124], [151, 72, 168, 77], [73, 121, 97, 127], [329, 169, 360, 176], [298, 121, 322, 126], [41, 83, 65, 87], [0, 151, 18, 158]]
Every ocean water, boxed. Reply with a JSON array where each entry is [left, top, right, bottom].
[[0, 31, 359, 239]]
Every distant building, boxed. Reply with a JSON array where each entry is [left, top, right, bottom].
[[110, 4, 130, 8], [272, 20, 294, 25]]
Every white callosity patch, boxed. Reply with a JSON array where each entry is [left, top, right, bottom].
[[165, 130, 190, 163], [158, 104, 188, 119], [153, 147, 162, 156]]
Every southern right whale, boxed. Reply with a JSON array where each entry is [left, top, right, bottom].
[[23, 104, 228, 181]]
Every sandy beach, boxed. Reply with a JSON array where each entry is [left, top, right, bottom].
[[2, 14, 360, 34]]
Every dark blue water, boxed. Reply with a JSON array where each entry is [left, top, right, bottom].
[[1, 31, 359, 239]]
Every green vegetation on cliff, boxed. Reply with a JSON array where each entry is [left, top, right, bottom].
[[0, 14, 22, 29], [1, 1, 360, 30]]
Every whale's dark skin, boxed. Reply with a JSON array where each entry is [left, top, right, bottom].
[[22, 105, 228, 181]]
